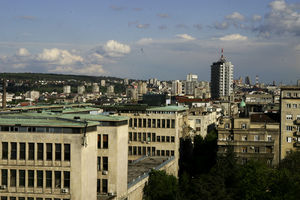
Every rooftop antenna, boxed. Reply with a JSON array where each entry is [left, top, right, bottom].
[[221, 48, 224, 59]]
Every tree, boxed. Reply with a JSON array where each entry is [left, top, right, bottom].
[[143, 170, 179, 200]]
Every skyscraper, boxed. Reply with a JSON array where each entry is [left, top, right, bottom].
[[210, 49, 234, 99]]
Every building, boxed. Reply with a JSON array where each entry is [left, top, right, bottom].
[[245, 76, 251, 85], [210, 50, 234, 99], [217, 113, 280, 165], [137, 82, 147, 95], [63, 86, 71, 94], [25, 91, 40, 101], [171, 80, 182, 96], [107, 85, 114, 96], [280, 87, 300, 160], [92, 83, 100, 94], [186, 74, 198, 82], [0, 113, 99, 200], [100, 80, 106, 87], [77, 86, 85, 95]]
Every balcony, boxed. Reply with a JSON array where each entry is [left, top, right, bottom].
[[293, 142, 300, 148], [293, 131, 300, 136], [294, 120, 300, 125]]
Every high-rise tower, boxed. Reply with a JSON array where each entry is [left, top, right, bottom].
[[210, 49, 234, 99]]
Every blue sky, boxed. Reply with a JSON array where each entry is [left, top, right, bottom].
[[0, 0, 299, 83]]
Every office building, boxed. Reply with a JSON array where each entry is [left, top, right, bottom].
[[210, 50, 234, 99]]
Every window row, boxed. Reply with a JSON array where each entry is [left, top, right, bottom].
[[97, 134, 108, 149], [286, 136, 300, 143], [129, 132, 175, 143], [0, 197, 70, 200], [97, 179, 108, 194], [286, 103, 300, 109], [1, 169, 70, 189], [128, 146, 174, 157], [129, 118, 176, 129], [241, 135, 272, 142], [97, 156, 108, 171], [1, 142, 70, 161], [0, 126, 81, 134], [285, 92, 299, 98], [286, 114, 300, 120]]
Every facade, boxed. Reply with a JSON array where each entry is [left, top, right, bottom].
[[217, 113, 280, 165], [100, 80, 106, 87], [63, 86, 71, 94], [171, 80, 182, 96], [210, 53, 234, 99], [77, 86, 85, 95], [0, 114, 99, 200], [186, 74, 198, 82], [280, 87, 300, 159], [25, 91, 40, 101], [92, 83, 100, 94], [107, 86, 114, 96]]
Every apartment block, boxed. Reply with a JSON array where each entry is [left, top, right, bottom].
[[280, 87, 300, 159], [218, 113, 280, 165]]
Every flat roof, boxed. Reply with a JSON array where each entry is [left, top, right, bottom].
[[146, 105, 188, 112], [52, 107, 100, 114], [0, 115, 99, 128], [127, 156, 175, 188]]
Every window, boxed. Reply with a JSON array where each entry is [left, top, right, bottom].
[[293, 104, 298, 108], [286, 103, 291, 108], [103, 135, 108, 149], [46, 143, 52, 160], [148, 119, 151, 128], [134, 118, 137, 127], [129, 147, 132, 155], [161, 136, 165, 142], [242, 147, 247, 153], [133, 146, 137, 155], [152, 119, 156, 128], [28, 143, 34, 160], [196, 119, 201, 124], [37, 143, 43, 160], [97, 157, 101, 171], [64, 144, 70, 161], [129, 118, 132, 127], [254, 135, 260, 141], [46, 171, 52, 188], [2, 169, 7, 186], [242, 136, 247, 141], [11, 142, 17, 160], [97, 179, 100, 193], [161, 150, 165, 156], [287, 92, 291, 97], [267, 135, 272, 141], [286, 126, 293, 131], [64, 171, 70, 188], [171, 136, 175, 143], [147, 133, 151, 142], [166, 136, 170, 142], [138, 132, 141, 142], [225, 123, 229, 129], [9, 197, 16, 200], [297, 115, 300, 120], [129, 132, 132, 141], [0, 197, 7, 200], [157, 136, 160, 142], [133, 132, 137, 141], [138, 147, 141, 155], [103, 157, 108, 171], [152, 133, 156, 142], [171, 119, 175, 128], [152, 147, 155, 156], [286, 114, 293, 120], [167, 119, 170, 128], [97, 134, 101, 149], [287, 137, 292, 143], [19, 143, 26, 160], [19, 170, 25, 187], [55, 171, 61, 188], [162, 119, 165, 128], [55, 144, 61, 161], [10, 169, 16, 187], [157, 119, 161, 128], [254, 147, 260, 153], [37, 170, 43, 187], [138, 119, 142, 128], [2, 142, 8, 159], [28, 170, 34, 187], [157, 150, 160, 156], [171, 150, 174, 156], [102, 179, 108, 193], [241, 124, 247, 129], [166, 150, 170, 156]]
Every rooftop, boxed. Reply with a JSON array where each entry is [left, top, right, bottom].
[[127, 156, 175, 188], [250, 113, 280, 123], [146, 105, 188, 112]]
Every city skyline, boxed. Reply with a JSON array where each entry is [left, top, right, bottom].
[[0, 0, 299, 83]]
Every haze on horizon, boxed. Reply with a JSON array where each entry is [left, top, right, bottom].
[[0, 0, 299, 84]]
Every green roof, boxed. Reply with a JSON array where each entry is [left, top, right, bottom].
[[146, 106, 188, 112], [52, 107, 100, 114], [0, 115, 99, 127]]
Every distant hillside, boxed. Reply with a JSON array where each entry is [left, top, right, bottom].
[[0, 73, 123, 82]]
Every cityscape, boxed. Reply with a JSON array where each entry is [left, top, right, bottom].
[[0, 0, 300, 200]]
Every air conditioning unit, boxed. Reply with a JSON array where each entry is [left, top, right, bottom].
[[102, 170, 108, 175], [61, 188, 69, 193], [0, 185, 6, 189]]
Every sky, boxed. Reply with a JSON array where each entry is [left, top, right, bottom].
[[0, 0, 299, 83]]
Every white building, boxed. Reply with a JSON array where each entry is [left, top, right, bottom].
[[171, 80, 182, 96], [92, 83, 100, 94], [77, 86, 85, 95], [63, 85, 71, 94]]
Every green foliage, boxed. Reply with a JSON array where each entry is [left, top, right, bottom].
[[143, 170, 179, 200]]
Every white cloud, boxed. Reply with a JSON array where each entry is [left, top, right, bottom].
[[50, 64, 106, 75], [226, 12, 245, 21], [16, 48, 30, 56], [37, 48, 83, 65], [219, 34, 248, 41], [176, 34, 196, 41], [252, 14, 262, 21], [257, 0, 300, 36], [136, 38, 153, 45], [103, 40, 131, 57]]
